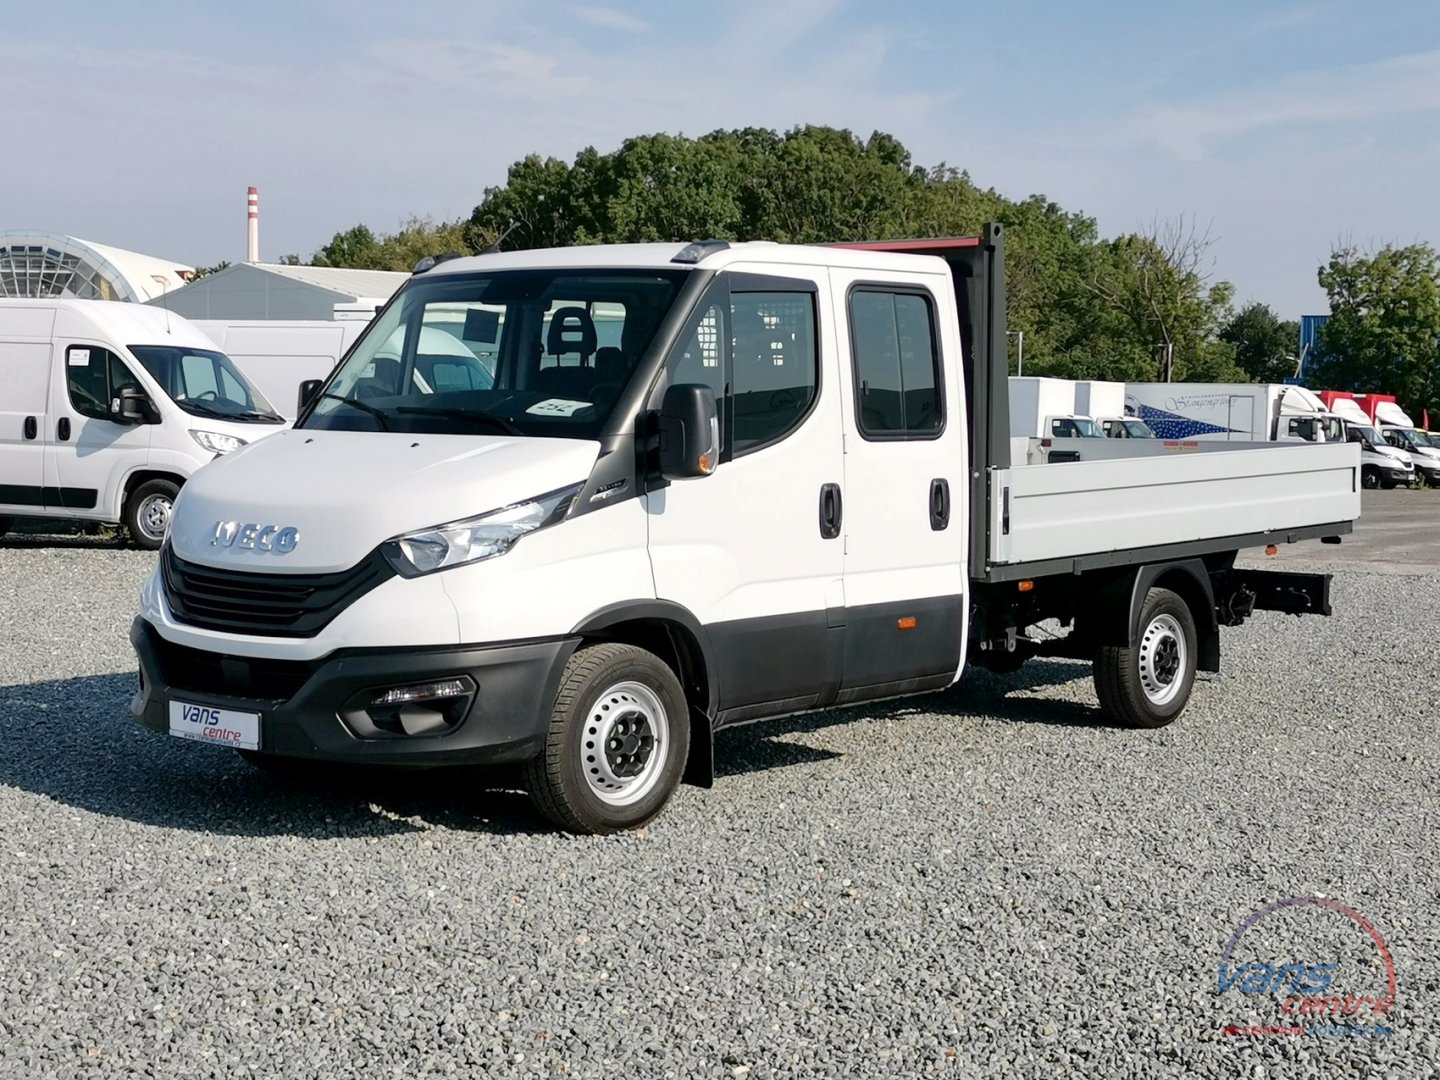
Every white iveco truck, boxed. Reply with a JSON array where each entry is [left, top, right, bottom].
[[130, 227, 1359, 833]]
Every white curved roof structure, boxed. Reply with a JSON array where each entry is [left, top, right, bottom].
[[0, 231, 192, 303]]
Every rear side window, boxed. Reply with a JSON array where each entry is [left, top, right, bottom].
[[65, 345, 137, 422], [848, 288, 943, 438]]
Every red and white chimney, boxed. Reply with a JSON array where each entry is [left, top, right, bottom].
[[246, 186, 259, 263]]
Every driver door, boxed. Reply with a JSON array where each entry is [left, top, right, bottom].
[[46, 343, 152, 517]]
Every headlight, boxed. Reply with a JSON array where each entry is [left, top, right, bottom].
[[382, 484, 581, 577], [190, 429, 246, 455]]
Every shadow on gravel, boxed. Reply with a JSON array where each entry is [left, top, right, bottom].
[[0, 673, 548, 839], [713, 658, 1119, 778], [0, 521, 130, 550], [3, 659, 1116, 832]]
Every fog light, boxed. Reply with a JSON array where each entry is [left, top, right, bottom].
[[362, 676, 476, 737], [371, 679, 471, 707]]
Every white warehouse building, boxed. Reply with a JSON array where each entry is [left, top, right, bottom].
[[148, 262, 407, 321]]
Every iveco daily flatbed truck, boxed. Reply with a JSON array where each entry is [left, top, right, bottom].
[[129, 224, 1359, 833]]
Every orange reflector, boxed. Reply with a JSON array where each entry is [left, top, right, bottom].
[[1017, 580, 1035, 592], [1265, 545, 1278, 556], [896, 616, 917, 630]]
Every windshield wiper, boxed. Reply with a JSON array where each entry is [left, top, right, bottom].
[[178, 399, 232, 419], [320, 392, 391, 431], [393, 404, 523, 436]]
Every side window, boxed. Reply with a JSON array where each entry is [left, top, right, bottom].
[[730, 291, 817, 455], [666, 298, 730, 452], [849, 288, 943, 438], [65, 346, 136, 422]]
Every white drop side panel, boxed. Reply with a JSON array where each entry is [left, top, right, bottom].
[[988, 443, 1360, 566]]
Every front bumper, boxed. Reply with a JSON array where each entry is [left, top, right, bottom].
[[130, 617, 577, 765]]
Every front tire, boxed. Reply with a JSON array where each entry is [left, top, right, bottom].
[[525, 643, 690, 834], [125, 479, 180, 550], [1361, 466, 1380, 490], [1094, 587, 1198, 729]]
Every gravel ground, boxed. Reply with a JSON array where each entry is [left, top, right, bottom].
[[0, 529, 1437, 1079]]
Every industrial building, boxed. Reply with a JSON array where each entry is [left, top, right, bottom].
[[146, 262, 407, 321]]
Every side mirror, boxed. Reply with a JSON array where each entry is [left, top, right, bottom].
[[657, 384, 719, 480], [298, 379, 323, 415], [115, 387, 155, 424]]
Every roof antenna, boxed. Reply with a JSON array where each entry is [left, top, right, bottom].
[[150, 275, 173, 334], [479, 220, 518, 255]]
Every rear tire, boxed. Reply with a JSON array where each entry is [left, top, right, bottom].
[[1094, 587, 1197, 729], [125, 479, 180, 550], [524, 643, 690, 834]]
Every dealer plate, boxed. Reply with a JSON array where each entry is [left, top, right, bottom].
[[168, 700, 260, 751]]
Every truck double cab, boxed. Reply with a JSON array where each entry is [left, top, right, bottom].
[[129, 226, 1358, 833]]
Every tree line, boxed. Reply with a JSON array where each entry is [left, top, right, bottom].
[[304, 126, 1437, 422]]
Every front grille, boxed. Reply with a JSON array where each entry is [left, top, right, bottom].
[[152, 634, 318, 701], [162, 546, 394, 638]]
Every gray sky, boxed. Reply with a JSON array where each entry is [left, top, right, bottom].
[[4, 0, 1436, 318]]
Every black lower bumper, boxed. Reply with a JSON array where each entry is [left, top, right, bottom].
[[130, 617, 577, 766]]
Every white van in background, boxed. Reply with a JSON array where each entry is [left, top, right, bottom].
[[191, 320, 371, 418], [0, 300, 287, 547]]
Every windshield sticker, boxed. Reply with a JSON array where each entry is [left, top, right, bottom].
[[68, 348, 91, 366], [527, 398, 592, 417]]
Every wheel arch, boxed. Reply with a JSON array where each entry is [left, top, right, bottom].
[[570, 601, 718, 787], [119, 469, 186, 519], [1088, 560, 1219, 673]]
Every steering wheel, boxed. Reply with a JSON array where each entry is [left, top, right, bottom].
[[769, 389, 799, 410], [195, 390, 219, 402]]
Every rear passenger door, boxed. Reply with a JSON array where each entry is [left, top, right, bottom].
[[828, 268, 969, 700]]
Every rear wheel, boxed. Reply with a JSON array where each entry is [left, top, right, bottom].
[[525, 642, 690, 834], [1094, 587, 1197, 729], [125, 479, 180, 550]]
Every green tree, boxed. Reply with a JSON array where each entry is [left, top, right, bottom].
[[187, 260, 230, 281], [312, 218, 483, 271], [1220, 303, 1299, 383], [1312, 242, 1440, 421]]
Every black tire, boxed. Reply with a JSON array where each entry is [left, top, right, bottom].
[[1361, 466, 1379, 490], [1094, 587, 1198, 729], [124, 479, 180, 550], [524, 642, 690, 834], [0, 516, 11, 537]]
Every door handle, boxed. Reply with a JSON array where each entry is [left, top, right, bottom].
[[23, 416, 37, 441], [57, 417, 71, 442], [819, 482, 842, 540], [929, 478, 950, 531]]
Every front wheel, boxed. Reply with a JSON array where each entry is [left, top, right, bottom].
[[1094, 587, 1198, 729], [524, 642, 690, 834], [125, 479, 180, 550], [1361, 466, 1380, 490]]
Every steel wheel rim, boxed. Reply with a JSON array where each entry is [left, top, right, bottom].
[[137, 494, 173, 542], [580, 680, 669, 807], [1138, 613, 1186, 706]]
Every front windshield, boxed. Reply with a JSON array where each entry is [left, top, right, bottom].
[[130, 345, 282, 422], [1349, 425, 1386, 450], [1124, 420, 1156, 438], [301, 268, 690, 439], [1398, 428, 1433, 449], [1051, 417, 1103, 438]]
